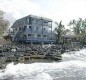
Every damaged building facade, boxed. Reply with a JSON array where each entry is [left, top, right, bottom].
[[11, 15, 56, 44]]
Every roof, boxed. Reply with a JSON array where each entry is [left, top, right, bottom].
[[62, 34, 77, 38], [11, 15, 52, 28], [64, 35, 76, 38], [29, 15, 52, 21], [61, 31, 79, 38]]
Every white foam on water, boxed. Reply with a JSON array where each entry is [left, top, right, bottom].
[[35, 72, 53, 80], [0, 49, 86, 80], [62, 48, 86, 61]]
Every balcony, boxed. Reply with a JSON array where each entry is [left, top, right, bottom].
[[16, 37, 27, 41]]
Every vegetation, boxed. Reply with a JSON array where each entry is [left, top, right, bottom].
[[55, 18, 86, 45], [0, 10, 9, 36], [68, 18, 86, 45], [54, 21, 70, 44]]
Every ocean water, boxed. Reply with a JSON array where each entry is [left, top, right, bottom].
[[0, 49, 86, 80]]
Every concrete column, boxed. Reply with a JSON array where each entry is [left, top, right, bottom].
[[42, 19, 43, 37], [26, 25, 29, 41], [51, 21, 52, 40], [51, 42, 53, 45], [31, 42, 33, 45], [41, 42, 44, 45], [31, 17, 33, 44], [41, 18, 43, 43], [51, 21, 52, 44]]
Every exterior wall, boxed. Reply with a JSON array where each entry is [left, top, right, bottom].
[[12, 15, 56, 43]]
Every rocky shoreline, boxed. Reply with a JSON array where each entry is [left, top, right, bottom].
[[0, 43, 81, 69]]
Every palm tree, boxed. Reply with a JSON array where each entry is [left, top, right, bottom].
[[54, 21, 65, 44], [68, 18, 86, 45]]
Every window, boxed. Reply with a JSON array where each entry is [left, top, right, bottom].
[[37, 35, 41, 37], [29, 18, 32, 24], [36, 27, 38, 29], [28, 34, 31, 37], [24, 26, 27, 30], [43, 35, 46, 37], [15, 28, 17, 30], [36, 27, 38, 31], [44, 21, 48, 25], [24, 34, 26, 37], [24, 26, 27, 28], [22, 34, 26, 37], [19, 27, 21, 30], [29, 26, 31, 28], [29, 26, 32, 31], [44, 28, 45, 30]]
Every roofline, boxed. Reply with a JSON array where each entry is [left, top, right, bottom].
[[11, 15, 53, 28], [27, 15, 52, 21]]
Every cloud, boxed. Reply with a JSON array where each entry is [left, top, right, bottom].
[[0, 0, 86, 28], [0, 0, 41, 19], [39, 0, 86, 25]]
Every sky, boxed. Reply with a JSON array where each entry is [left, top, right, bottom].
[[0, 0, 86, 29]]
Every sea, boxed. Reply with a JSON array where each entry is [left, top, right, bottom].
[[0, 48, 86, 80]]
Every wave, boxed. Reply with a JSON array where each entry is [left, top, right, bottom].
[[0, 49, 86, 80]]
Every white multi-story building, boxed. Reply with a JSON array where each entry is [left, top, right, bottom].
[[11, 15, 56, 44]]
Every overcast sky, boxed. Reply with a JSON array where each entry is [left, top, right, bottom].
[[0, 0, 86, 28]]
